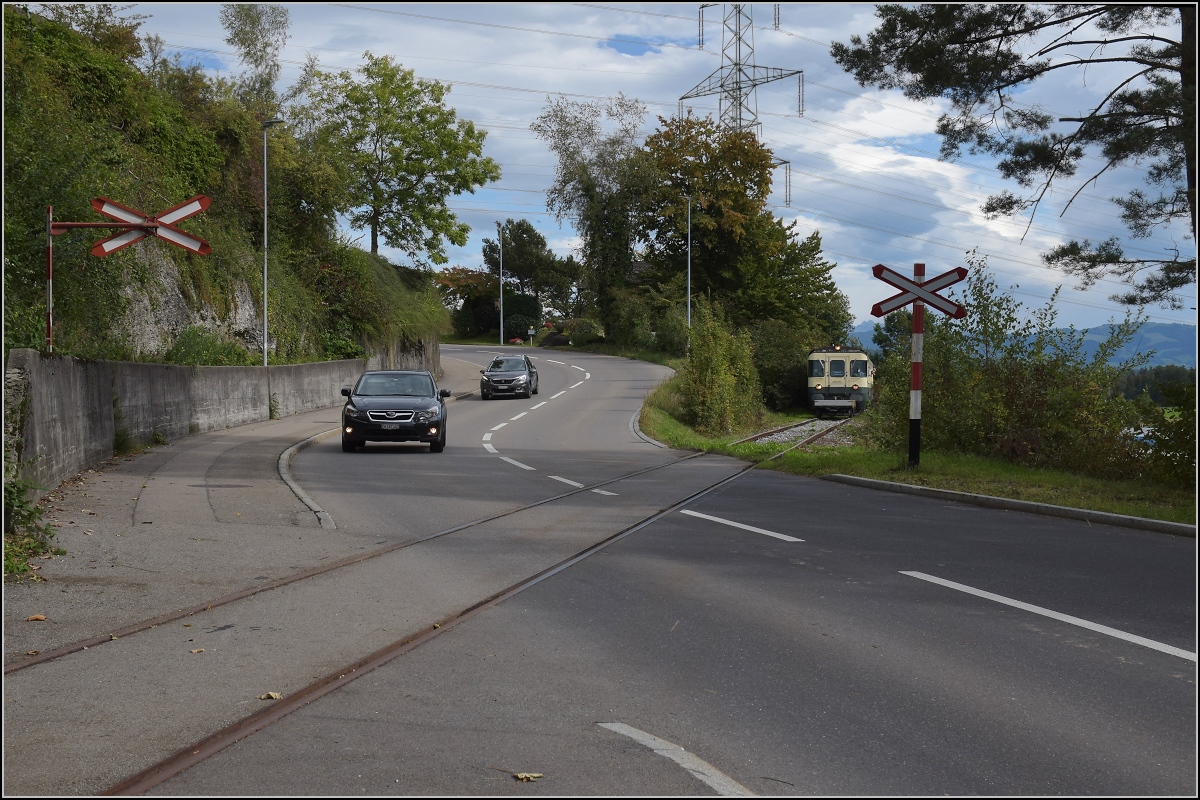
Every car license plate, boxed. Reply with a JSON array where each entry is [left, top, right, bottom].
[[380, 423, 401, 430]]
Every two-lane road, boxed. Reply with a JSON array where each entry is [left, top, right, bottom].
[[156, 346, 1195, 796]]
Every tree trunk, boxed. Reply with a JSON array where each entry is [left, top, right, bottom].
[[1182, 3, 1196, 237]]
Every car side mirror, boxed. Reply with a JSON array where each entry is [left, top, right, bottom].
[[439, 388, 451, 398], [340, 387, 351, 397], [479, 369, 485, 374]]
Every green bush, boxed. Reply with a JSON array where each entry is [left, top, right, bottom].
[[863, 257, 1149, 479], [164, 326, 255, 366], [1140, 381, 1197, 487], [750, 318, 821, 410], [654, 304, 690, 357], [606, 287, 655, 349], [567, 318, 605, 346], [681, 298, 762, 435], [504, 314, 537, 341]]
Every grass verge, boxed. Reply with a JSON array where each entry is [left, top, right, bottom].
[[639, 375, 1196, 527]]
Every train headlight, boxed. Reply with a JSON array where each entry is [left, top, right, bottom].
[[852, 384, 859, 390], [815, 383, 823, 391]]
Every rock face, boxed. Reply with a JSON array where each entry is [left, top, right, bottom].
[[118, 245, 263, 357]]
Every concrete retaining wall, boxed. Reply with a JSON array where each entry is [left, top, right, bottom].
[[3, 349, 390, 499]]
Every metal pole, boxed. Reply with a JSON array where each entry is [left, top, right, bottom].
[[45, 206, 53, 353], [686, 196, 692, 329], [262, 125, 269, 367], [262, 117, 283, 367], [497, 221, 504, 346], [909, 262, 925, 467]]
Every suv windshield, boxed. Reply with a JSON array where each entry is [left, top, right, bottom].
[[489, 358, 527, 372], [355, 374, 434, 397]]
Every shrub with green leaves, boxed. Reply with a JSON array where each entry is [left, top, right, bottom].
[[864, 256, 1149, 479], [750, 318, 824, 411], [164, 326, 255, 366], [567, 319, 605, 346], [681, 299, 762, 435]]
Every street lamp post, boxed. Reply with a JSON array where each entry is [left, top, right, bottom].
[[262, 116, 284, 367], [496, 221, 504, 346], [685, 195, 692, 329]]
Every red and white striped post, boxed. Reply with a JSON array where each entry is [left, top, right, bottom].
[[45, 206, 54, 353], [909, 262, 924, 466]]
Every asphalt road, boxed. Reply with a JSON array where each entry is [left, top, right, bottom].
[[4, 346, 1194, 796], [158, 347, 1195, 796]]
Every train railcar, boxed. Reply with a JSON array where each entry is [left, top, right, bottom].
[[807, 345, 874, 415]]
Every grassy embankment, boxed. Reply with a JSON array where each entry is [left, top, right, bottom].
[[637, 370, 1196, 527]]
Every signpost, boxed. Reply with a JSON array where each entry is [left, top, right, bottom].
[[44, 196, 211, 352], [870, 262, 967, 466]]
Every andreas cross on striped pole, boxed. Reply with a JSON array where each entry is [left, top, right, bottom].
[[870, 262, 967, 467]]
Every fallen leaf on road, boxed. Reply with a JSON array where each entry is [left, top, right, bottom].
[[189, 649, 204, 654], [110, 634, 118, 640], [259, 692, 283, 700], [26, 650, 39, 656], [514, 773, 543, 782], [26, 615, 46, 621]]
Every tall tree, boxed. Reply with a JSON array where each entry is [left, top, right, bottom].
[[531, 93, 656, 327], [293, 53, 500, 264], [638, 114, 851, 337], [219, 3, 289, 111], [831, 4, 1195, 309], [481, 218, 555, 297]]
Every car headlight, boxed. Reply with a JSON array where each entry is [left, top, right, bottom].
[[414, 406, 440, 423], [344, 404, 366, 419], [513, 375, 528, 383]]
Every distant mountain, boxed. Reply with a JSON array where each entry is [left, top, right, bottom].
[[847, 320, 1196, 368]]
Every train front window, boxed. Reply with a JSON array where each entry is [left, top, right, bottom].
[[808, 360, 824, 377], [829, 360, 846, 378], [850, 360, 868, 378]]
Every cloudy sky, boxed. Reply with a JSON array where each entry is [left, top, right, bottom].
[[129, 2, 1196, 332]]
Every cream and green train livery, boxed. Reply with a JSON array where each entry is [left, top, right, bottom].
[[807, 346, 874, 415]]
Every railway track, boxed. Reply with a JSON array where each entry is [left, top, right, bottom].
[[9, 420, 851, 794]]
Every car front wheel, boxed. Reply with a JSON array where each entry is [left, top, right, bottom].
[[341, 437, 360, 452], [430, 427, 446, 453]]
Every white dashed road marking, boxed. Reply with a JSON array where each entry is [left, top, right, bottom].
[[531, 402, 546, 409], [548, 475, 585, 487], [483, 444, 498, 454], [551, 391, 567, 399], [592, 489, 618, 496], [679, 510, 803, 542], [499, 457, 536, 470], [482, 433, 492, 441], [572, 365, 585, 371], [490, 423, 508, 431], [597, 723, 754, 797], [569, 381, 583, 389], [547, 359, 565, 364], [510, 412, 527, 420]]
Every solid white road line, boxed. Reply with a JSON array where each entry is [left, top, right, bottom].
[[679, 510, 803, 542], [901, 571, 1198, 662], [548, 475, 584, 487], [551, 391, 567, 399], [597, 723, 754, 797], [510, 412, 527, 420], [483, 443, 498, 454], [592, 489, 618, 496], [531, 402, 547, 409], [482, 433, 492, 441], [572, 365, 586, 371], [490, 423, 508, 431], [500, 457, 536, 470], [570, 381, 584, 388]]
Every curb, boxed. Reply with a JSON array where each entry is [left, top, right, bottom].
[[821, 474, 1196, 537], [278, 428, 341, 529], [630, 405, 668, 448]]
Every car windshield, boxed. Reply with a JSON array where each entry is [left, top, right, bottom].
[[355, 374, 434, 396], [489, 358, 527, 372]]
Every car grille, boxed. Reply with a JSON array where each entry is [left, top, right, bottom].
[[367, 410, 415, 422], [491, 378, 515, 385]]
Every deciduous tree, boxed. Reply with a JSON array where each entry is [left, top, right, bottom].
[[295, 53, 501, 264]]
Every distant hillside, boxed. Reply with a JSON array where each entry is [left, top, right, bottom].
[[848, 320, 1196, 368]]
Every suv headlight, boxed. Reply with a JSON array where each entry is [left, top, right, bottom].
[[513, 374, 528, 383], [414, 406, 440, 423], [344, 404, 366, 419]]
